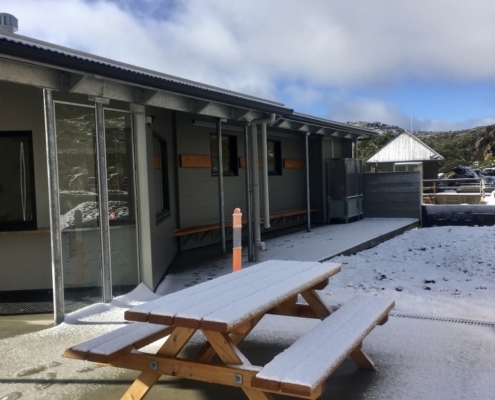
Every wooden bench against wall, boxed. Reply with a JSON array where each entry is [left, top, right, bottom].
[[172, 209, 318, 247]]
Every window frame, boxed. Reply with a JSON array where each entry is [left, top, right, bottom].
[[267, 139, 282, 176], [152, 134, 171, 223], [210, 134, 238, 177], [0, 131, 37, 232]]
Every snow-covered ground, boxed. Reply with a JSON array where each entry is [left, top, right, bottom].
[[327, 226, 495, 321], [1, 225, 495, 399]]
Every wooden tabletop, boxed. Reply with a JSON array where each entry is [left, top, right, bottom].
[[125, 260, 341, 332]]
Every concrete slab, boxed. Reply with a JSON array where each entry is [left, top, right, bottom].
[[156, 218, 418, 295], [260, 218, 419, 262], [0, 313, 53, 339], [5, 218, 495, 400], [74, 316, 495, 400]]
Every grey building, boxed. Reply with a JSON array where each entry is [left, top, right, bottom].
[[0, 14, 376, 322]]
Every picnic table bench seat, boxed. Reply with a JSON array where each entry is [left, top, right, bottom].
[[251, 296, 395, 399], [64, 322, 173, 364]]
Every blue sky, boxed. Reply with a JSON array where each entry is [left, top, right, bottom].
[[3, 0, 495, 131]]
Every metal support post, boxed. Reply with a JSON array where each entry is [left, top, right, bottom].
[[251, 124, 261, 262], [261, 122, 270, 229], [244, 125, 254, 261], [305, 133, 311, 232], [94, 99, 113, 303], [216, 118, 226, 255], [43, 89, 64, 325]]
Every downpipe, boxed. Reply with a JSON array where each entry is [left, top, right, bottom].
[[250, 113, 276, 262]]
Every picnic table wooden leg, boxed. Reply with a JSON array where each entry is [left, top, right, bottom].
[[194, 330, 248, 363], [194, 316, 263, 363], [201, 330, 244, 365], [301, 289, 332, 320], [200, 330, 275, 400], [349, 342, 375, 370], [121, 327, 196, 400], [242, 388, 275, 400]]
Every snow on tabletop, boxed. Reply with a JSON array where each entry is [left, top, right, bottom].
[[151, 261, 337, 325], [146, 260, 295, 318], [255, 296, 393, 389], [127, 259, 284, 315], [131, 261, 338, 325], [200, 263, 340, 329]]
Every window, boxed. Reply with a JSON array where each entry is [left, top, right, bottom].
[[210, 134, 238, 176], [0, 131, 37, 231], [267, 140, 282, 175], [153, 135, 170, 221]]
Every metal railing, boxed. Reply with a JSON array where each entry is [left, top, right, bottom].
[[423, 178, 485, 204]]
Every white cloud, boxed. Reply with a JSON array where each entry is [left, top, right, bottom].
[[7, 0, 495, 88], [2, 0, 495, 129]]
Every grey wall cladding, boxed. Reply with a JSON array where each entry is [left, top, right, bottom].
[[363, 172, 421, 220]]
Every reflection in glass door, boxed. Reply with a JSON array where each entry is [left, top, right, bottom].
[[54, 103, 139, 311], [55, 103, 103, 310], [104, 110, 139, 294]]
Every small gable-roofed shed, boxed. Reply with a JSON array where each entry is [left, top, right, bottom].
[[366, 131, 444, 179]]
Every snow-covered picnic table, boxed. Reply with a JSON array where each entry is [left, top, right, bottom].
[[65, 260, 394, 400]]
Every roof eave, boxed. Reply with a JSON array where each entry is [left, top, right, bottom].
[[0, 36, 293, 117], [290, 112, 378, 137]]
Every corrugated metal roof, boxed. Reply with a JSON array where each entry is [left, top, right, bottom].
[[291, 112, 377, 136], [367, 132, 444, 163], [0, 32, 286, 109], [0, 32, 375, 137]]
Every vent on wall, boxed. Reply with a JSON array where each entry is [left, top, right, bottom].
[[0, 13, 18, 33]]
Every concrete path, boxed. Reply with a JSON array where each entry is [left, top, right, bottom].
[[156, 218, 418, 295], [260, 218, 418, 262], [0, 313, 53, 340]]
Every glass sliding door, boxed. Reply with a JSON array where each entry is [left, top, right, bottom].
[[55, 103, 103, 310], [54, 103, 140, 312], [104, 110, 139, 294]]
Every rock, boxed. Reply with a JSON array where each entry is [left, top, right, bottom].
[[396, 286, 404, 292]]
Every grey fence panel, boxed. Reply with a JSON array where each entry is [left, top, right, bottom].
[[363, 172, 421, 220]]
